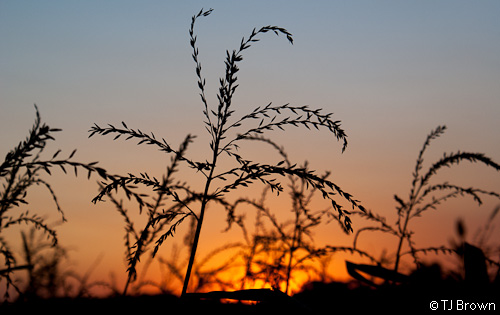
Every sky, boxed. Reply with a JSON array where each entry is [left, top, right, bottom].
[[1, 0, 500, 297]]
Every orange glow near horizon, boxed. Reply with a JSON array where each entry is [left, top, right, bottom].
[[1, 167, 499, 301]]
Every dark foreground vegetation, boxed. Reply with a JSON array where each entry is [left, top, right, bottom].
[[3, 245, 500, 314], [2, 274, 499, 315]]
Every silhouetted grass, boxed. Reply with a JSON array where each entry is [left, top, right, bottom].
[[329, 125, 500, 287], [0, 105, 108, 299], [89, 8, 364, 297], [223, 136, 348, 294]]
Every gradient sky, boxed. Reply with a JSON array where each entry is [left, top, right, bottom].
[[2, 0, 500, 296]]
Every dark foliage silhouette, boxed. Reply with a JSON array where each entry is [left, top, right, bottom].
[[328, 125, 500, 287], [89, 8, 364, 297], [0, 105, 108, 299], [224, 136, 346, 294]]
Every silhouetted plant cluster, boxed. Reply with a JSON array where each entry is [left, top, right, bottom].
[[223, 136, 347, 294], [0, 105, 108, 299], [13, 227, 107, 300], [88, 8, 364, 297], [329, 125, 500, 287]]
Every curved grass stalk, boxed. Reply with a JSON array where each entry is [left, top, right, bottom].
[[89, 8, 364, 297]]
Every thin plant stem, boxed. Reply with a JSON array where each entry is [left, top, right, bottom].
[[182, 113, 223, 296], [393, 210, 410, 272]]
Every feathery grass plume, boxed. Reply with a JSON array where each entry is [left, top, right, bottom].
[[0, 105, 108, 300], [89, 8, 363, 297], [338, 125, 500, 286], [392, 125, 500, 271]]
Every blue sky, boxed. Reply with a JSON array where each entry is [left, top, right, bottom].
[[2, 1, 499, 151]]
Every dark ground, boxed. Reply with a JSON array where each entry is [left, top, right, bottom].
[[2, 280, 499, 315]]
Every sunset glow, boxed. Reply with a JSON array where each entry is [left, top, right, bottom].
[[1, 1, 500, 306]]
